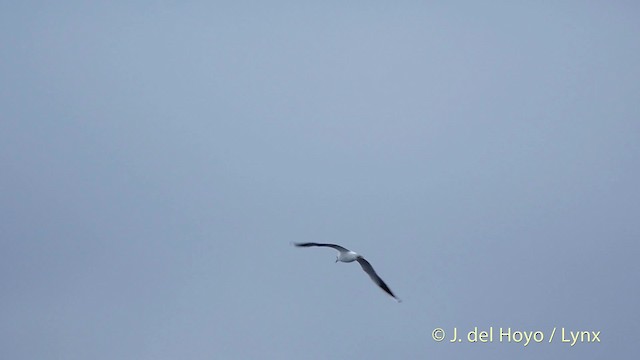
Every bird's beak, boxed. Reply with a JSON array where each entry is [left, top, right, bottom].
[[335, 258, 339, 263]]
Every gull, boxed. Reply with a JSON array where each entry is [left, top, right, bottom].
[[293, 242, 401, 302]]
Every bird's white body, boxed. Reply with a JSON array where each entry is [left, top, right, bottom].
[[337, 250, 359, 263]]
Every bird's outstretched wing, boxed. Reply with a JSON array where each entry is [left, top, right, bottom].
[[292, 242, 349, 253], [356, 257, 401, 302]]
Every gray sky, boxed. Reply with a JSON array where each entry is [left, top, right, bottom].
[[1, 1, 639, 359]]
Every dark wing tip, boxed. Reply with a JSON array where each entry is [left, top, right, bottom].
[[292, 242, 316, 247], [356, 257, 400, 301], [291, 242, 348, 252], [376, 278, 399, 300]]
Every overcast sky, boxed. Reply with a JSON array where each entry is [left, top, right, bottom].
[[1, 1, 639, 359]]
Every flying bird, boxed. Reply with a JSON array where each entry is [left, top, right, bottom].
[[293, 242, 401, 302]]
